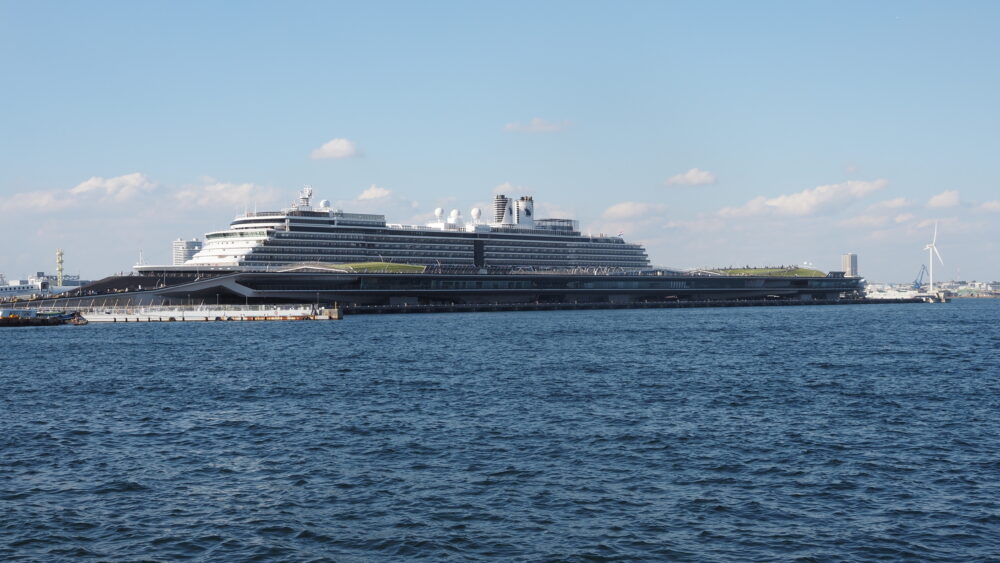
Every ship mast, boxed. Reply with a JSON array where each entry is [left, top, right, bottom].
[[298, 185, 314, 209]]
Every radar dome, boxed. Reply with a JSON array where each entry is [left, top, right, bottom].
[[319, 199, 331, 208], [471, 207, 482, 220], [434, 207, 444, 219]]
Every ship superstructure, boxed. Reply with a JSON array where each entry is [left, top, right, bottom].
[[139, 187, 650, 272], [0, 274, 50, 299]]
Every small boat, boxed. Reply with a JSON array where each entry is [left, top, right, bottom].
[[0, 309, 87, 327]]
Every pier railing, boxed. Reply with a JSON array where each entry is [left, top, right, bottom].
[[13, 303, 320, 315]]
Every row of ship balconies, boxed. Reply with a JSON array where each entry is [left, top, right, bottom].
[[267, 231, 643, 251], [240, 253, 648, 267], [243, 246, 649, 263], [256, 240, 648, 257]]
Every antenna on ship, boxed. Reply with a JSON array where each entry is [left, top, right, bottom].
[[299, 185, 314, 209]]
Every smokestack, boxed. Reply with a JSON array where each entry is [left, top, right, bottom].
[[515, 196, 534, 228], [493, 194, 509, 224]]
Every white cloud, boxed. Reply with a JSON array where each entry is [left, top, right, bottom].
[[492, 181, 527, 195], [0, 190, 76, 212], [357, 185, 391, 200], [310, 138, 359, 159], [70, 172, 157, 202], [602, 201, 667, 220], [719, 179, 888, 218], [503, 118, 572, 133], [868, 197, 910, 210], [978, 200, 1000, 212], [894, 213, 915, 223], [666, 168, 717, 186], [840, 215, 888, 227], [927, 190, 960, 209], [916, 218, 947, 229], [175, 182, 277, 207], [1, 172, 157, 212], [328, 185, 419, 218], [534, 202, 574, 219], [664, 217, 725, 233]]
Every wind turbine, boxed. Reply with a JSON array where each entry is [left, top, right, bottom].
[[923, 221, 943, 293]]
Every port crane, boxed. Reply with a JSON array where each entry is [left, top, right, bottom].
[[912, 264, 928, 290]]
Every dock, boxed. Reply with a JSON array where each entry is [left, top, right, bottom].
[[8, 297, 925, 324], [341, 297, 924, 315], [73, 305, 342, 323]]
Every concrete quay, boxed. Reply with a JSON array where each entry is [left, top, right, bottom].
[[76, 306, 343, 323], [342, 297, 924, 315]]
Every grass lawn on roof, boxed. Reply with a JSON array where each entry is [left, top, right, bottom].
[[712, 267, 827, 277]]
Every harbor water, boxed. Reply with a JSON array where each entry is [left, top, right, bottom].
[[2, 300, 999, 560]]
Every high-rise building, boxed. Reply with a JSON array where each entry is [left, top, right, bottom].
[[173, 238, 203, 265], [841, 253, 858, 277]]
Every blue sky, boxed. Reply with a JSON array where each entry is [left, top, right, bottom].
[[2, 1, 998, 281]]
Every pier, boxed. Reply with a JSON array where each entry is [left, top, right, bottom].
[[340, 297, 923, 315], [11, 304, 344, 323], [10, 297, 924, 324]]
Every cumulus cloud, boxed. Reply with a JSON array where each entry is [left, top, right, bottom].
[[310, 138, 359, 159], [666, 168, 716, 186], [979, 200, 1000, 212], [492, 181, 528, 195], [868, 197, 910, 210], [534, 202, 575, 219], [503, 118, 572, 133], [1, 172, 158, 212], [841, 215, 888, 227], [326, 184, 420, 218], [175, 182, 277, 207], [602, 201, 667, 220], [664, 217, 725, 233], [0, 190, 76, 212], [927, 190, 960, 209], [70, 172, 157, 201], [357, 185, 392, 200], [916, 218, 947, 229], [894, 213, 915, 223], [718, 179, 888, 218]]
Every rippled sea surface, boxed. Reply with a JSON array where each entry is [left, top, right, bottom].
[[3, 300, 1000, 561]]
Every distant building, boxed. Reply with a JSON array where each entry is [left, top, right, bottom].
[[172, 238, 203, 266], [841, 253, 858, 277]]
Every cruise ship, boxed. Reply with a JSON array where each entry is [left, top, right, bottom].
[[35, 186, 864, 310], [138, 187, 650, 272]]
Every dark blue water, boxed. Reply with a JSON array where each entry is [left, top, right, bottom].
[[3, 300, 999, 561]]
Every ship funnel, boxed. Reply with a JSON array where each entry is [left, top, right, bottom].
[[516, 196, 534, 228], [494, 194, 509, 224], [501, 201, 515, 224]]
